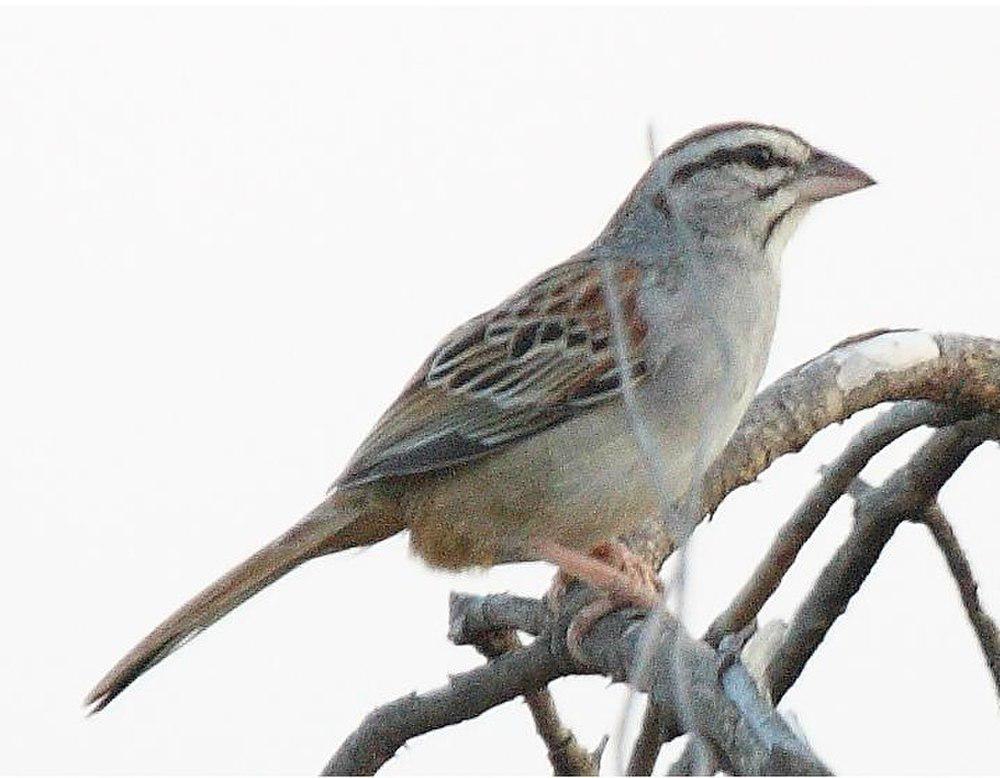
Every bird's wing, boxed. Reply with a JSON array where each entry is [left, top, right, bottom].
[[334, 256, 651, 489]]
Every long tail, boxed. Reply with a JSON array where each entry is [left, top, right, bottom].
[[85, 492, 394, 713]]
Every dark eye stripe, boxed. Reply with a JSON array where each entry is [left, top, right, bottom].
[[670, 143, 797, 185]]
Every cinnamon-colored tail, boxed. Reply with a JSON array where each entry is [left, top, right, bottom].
[[85, 492, 396, 713]]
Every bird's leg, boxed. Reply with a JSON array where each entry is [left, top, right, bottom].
[[536, 539, 664, 665]]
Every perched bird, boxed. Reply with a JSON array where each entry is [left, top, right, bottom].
[[86, 122, 873, 711]]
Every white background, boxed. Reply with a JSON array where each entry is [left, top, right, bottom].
[[2, 6, 999, 774]]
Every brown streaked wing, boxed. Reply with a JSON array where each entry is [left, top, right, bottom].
[[334, 257, 650, 489]]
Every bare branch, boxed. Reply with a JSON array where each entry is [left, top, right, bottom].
[[327, 592, 597, 775], [449, 589, 831, 775], [663, 412, 997, 772], [766, 415, 999, 703], [703, 401, 966, 647], [447, 591, 549, 644], [472, 629, 603, 776], [522, 684, 604, 776], [920, 501, 1000, 700], [626, 700, 678, 775], [592, 609, 829, 774], [321, 639, 566, 775], [644, 400, 966, 772], [668, 622, 788, 775], [666, 735, 719, 776]]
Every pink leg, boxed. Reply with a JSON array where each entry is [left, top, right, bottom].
[[535, 539, 664, 664]]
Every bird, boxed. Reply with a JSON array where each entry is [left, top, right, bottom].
[[86, 122, 874, 712]]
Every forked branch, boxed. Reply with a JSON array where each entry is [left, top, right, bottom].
[[766, 415, 999, 702]]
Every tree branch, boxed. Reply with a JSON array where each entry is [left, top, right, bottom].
[[666, 413, 998, 774], [636, 400, 966, 772], [920, 501, 1000, 700], [471, 628, 603, 776], [667, 621, 788, 775], [766, 415, 999, 703], [626, 699, 679, 775], [703, 400, 966, 648], [447, 591, 549, 644], [446, 590, 831, 775], [321, 639, 567, 775], [666, 735, 719, 776]]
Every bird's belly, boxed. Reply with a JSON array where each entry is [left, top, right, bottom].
[[405, 403, 687, 570]]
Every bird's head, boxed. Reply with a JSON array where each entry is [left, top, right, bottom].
[[638, 122, 874, 256]]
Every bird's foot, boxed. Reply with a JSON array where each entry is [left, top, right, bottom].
[[537, 540, 664, 666]]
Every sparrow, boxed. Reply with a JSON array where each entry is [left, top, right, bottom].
[[86, 122, 873, 711]]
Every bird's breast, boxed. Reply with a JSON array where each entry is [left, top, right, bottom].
[[638, 254, 780, 475]]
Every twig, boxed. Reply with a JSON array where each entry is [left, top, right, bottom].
[[656, 401, 964, 773], [766, 416, 999, 703], [330, 583, 830, 774], [625, 700, 678, 775], [447, 591, 549, 644], [473, 629, 603, 776], [466, 591, 830, 775], [673, 414, 998, 772], [668, 622, 788, 775], [703, 401, 967, 647], [920, 501, 1000, 700], [321, 639, 565, 775], [666, 735, 719, 776], [601, 610, 830, 774], [451, 597, 692, 777]]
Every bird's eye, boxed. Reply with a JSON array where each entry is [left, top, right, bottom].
[[743, 144, 774, 170]]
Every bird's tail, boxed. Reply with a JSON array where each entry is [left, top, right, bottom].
[[85, 491, 398, 713]]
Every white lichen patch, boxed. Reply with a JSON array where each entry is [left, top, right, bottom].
[[742, 620, 788, 697], [834, 330, 940, 392]]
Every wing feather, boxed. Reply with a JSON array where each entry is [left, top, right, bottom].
[[335, 257, 650, 488]]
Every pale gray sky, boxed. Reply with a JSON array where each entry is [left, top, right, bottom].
[[1, 6, 998, 774]]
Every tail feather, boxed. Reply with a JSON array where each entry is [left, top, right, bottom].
[[85, 496, 371, 713]]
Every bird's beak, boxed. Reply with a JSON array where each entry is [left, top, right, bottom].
[[796, 149, 876, 202]]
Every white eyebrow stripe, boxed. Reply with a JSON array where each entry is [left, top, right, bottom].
[[667, 126, 810, 173]]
